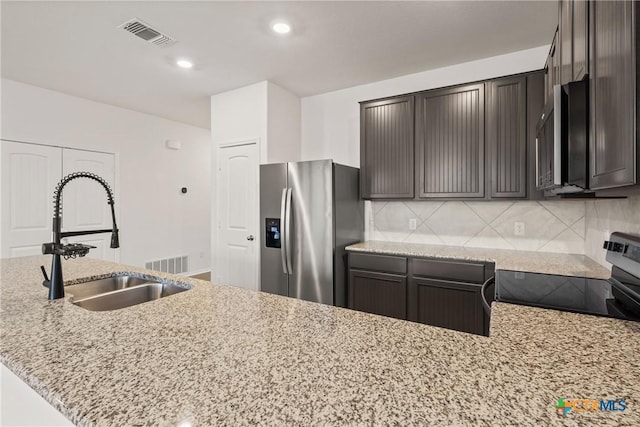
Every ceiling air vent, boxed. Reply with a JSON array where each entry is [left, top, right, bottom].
[[119, 18, 176, 47]]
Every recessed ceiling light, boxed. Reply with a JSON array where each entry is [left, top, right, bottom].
[[176, 59, 193, 69], [272, 21, 291, 34]]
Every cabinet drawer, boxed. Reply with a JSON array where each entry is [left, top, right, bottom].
[[348, 270, 407, 320], [408, 277, 485, 336], [411, 258, 485, 283], [349, 253, 407, 274]]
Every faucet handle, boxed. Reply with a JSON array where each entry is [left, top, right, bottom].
[[42, 242, 57, 255], [40, 265, 51, 288], [110, 229, 119, 249]]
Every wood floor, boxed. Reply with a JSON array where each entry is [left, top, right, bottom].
[[190, 271, 211, 281]]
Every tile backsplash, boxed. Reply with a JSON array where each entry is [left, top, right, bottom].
[[366, 196, 640, 264], [585, 195, 640, 267], [366, 200, 587, 254]]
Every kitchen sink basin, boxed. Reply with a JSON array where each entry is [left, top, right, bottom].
[[66, 275, 190, 311], [65, 275, 151, 299]]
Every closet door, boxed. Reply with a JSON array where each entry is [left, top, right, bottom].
[[1, 141, 62, 258], [62, 149, 117, 261]]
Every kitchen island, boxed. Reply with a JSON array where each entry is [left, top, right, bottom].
[[1, 255, 639, 426]]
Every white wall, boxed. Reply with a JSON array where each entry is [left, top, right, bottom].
[[209, 81, 301, 286], [267, 82, 301, 163], [210, 82, 266, 285], [209, 80, 301, 162], [301, 45, 549, 167], [0, 79, 211, 274], [210, 81, 268, 160]]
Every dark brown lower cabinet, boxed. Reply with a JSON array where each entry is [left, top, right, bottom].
[[408, 278, 485, 336], [348, 269, 407, 319], [347, 252, 492, 336]]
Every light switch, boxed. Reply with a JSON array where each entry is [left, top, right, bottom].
[[409, 218, 417, 230]]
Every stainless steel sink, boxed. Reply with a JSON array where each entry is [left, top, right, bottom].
[[66, 275, 191, 311]]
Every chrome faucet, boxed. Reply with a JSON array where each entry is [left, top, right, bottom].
[[42, 172, 119, 300]]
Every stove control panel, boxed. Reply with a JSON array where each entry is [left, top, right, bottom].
[[603, 240, 627, 253], [606, 232, 640, 279]]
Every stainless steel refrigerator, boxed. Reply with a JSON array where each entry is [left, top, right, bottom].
[[260, 159, 363, 307]]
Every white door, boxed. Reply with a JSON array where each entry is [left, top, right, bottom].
[[62, 149, 117, 262], [0, 141, 62, 258], [216, 143, 258, 289]]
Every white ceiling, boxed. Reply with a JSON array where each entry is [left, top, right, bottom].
[[1, 1, 557, 129]]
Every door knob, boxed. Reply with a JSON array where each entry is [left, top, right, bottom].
[[247, 235, 255, 241]]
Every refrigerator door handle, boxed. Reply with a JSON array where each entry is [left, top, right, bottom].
[[285, 188, 293, 274], [279, 188, 288, 274]]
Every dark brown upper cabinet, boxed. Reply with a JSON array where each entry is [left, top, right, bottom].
[[572, 0, 588, 81], [415, 83, 485, 199], [544, 30, 558, 106], [559, 0, 573, 85], [589, 0, 637, 190], [487, 76, 527, 198], [360, 96, 415, 199], [526, 73, 545, 200], [559, 0, 589, 84]]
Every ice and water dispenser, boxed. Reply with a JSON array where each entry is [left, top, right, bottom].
[[265, 218, 281, 248]]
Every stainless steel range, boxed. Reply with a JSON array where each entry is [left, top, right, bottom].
[[494, 232, 640, 321]]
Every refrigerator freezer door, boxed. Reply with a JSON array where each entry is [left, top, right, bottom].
[[288, 160, 334, 305], [259, 163, 288, 297]]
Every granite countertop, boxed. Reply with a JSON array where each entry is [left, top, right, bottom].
[[2, 256, 639, 426], [346, 240, 611, 279]]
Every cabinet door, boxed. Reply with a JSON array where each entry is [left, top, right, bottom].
[[572, 0, 588, 81], [549, 29, 562, 91], [360, 96, 414, 199], [526, 73, 546, 200], [487, 76, 527, 198], [0, 141, 62, 258], [589, 0, 636, 189], [408, 277, 484, 336], [416, 83, 485, 198], [544, 58, 551, 107], [348, 269, 407, 319], [559, 0, 573, 85], [544, 32, 559, 105]]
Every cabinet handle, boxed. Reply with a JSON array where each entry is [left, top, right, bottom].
[[284, 188, 293, 275], [481, 276, 495, 316], [280, 188, 288, 274], [535, 137, 540, 188]]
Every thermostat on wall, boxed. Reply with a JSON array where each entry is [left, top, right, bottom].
[[166, 140, 182, 150]]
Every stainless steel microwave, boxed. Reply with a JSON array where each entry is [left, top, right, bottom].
[[535, 80, 588, 194]]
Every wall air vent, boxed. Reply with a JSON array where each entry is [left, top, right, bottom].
[[145, 255, 189, 274], [119, 18, 176, 47]]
